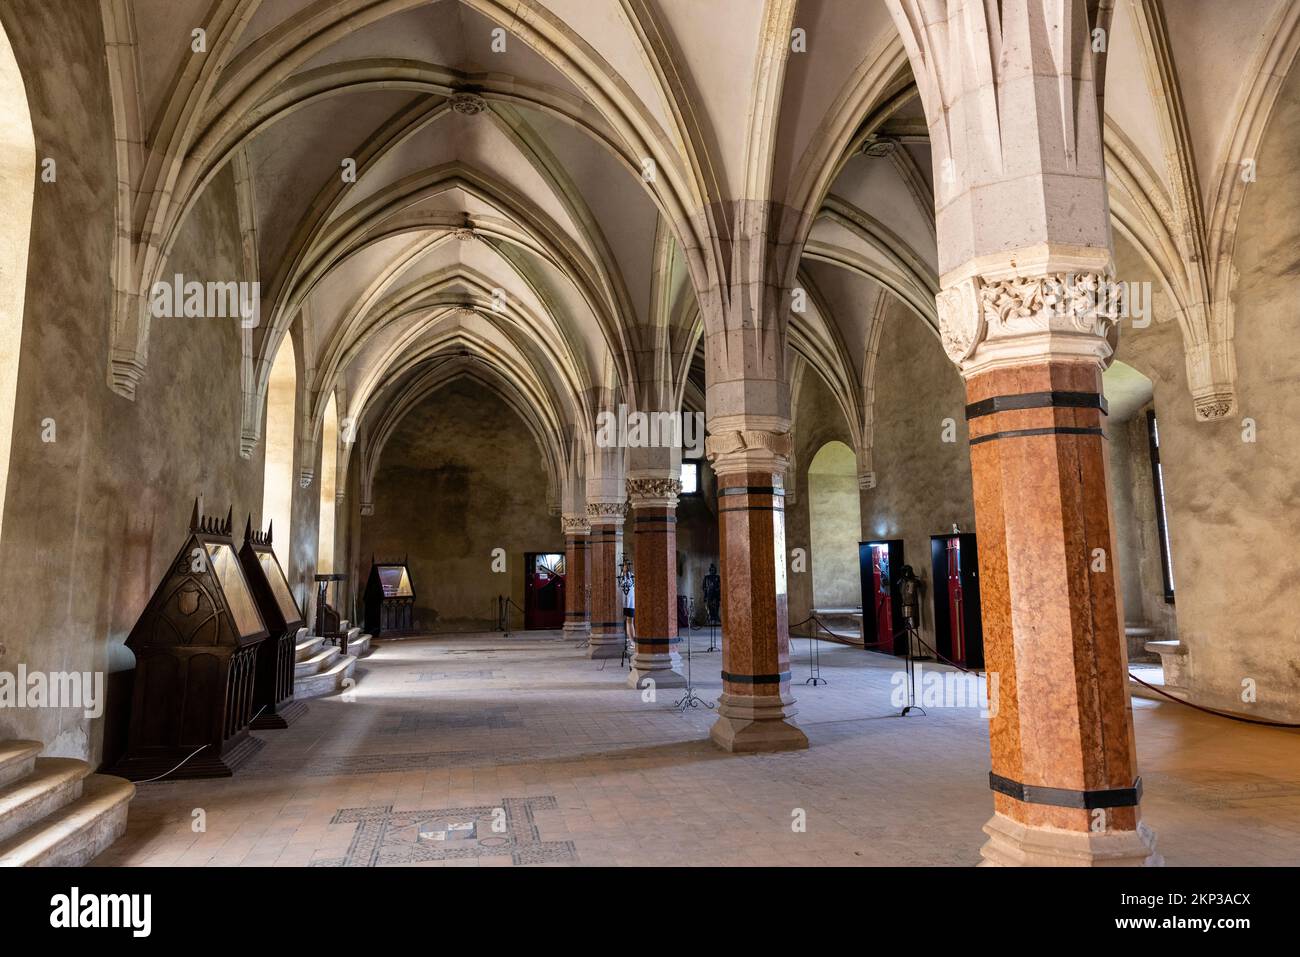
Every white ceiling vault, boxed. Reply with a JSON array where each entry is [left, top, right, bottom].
[[97, 0, 1300, 498]]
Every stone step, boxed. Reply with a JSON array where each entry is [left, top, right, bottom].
[[295, 634, 326, 662], [0, 740, 42, 790], [294, 653, 357, 700], [0, 774, 134, 867], [0, 757, 89, 845], [348, 632, 372, 658], [295, 645, 341, 677]]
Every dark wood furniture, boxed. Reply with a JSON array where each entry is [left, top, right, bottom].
[[314, 573, 348, 651], [111, 503, 268, 780], [238, 518, 307, 729], [363, 559, 415, 636]]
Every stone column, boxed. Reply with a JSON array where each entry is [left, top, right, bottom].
[[585, 502, 626, 659], [704, 417, 808, 752], [625, 476, 686, 689], [938, 263, 1160, 866], [561, 514, 590, 640]]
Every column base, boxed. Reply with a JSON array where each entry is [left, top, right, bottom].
[[626, 651, 687, 689], [708, 691, 808, 753], [977, 813, 1163, 867], [587, 632, 624, 659], [563, 621, 590, 640]]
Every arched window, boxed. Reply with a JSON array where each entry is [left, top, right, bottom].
[[0, 23, 35, 549], [317, 393, 339, 574], [807, 440, 861, 609], [261, 337, 296, 569]]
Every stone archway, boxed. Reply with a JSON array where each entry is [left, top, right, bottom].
[[807, 441, 861, 610], [0, 19, 35, 550]]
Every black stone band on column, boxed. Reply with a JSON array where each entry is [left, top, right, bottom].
[[718, 505, 785, 514], [721, 670, 791, 684], [989, 772, 1143, 809], [635, 637, 680, 647], [969, 426, 1106, 447], [717, 486, 785, 497], [633, 515, 677, 524], [965, 391, 1108, 420], [590, 620, 625, 628]]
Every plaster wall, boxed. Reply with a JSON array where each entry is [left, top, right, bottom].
[[1110, 61, 1300, 721], [0, 1, 263, 767], [357, 377, 561, 632], [787, 367, 856, 626], [860, 300, 975, 658]]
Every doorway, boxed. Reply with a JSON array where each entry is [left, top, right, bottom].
[[929, 533, 984, 668], [860, 539, 906, 655], [523, 552, 566, 629]]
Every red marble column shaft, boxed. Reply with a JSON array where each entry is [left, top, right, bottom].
[[966, 360, 1147, 838], [709, 468, 807, 751], [563, 529, 589, 637], [586, 514, 624, 659], [627, 490, 684, 687]]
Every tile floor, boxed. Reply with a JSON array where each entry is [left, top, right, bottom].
[[95, 630, 1300, 867]]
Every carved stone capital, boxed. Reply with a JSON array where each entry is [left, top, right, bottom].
[[937, 271, 1122, 377], [705, 427, 793, 477], [561, 514, 591, 535], [299, 468, 314, 489], [859, 471, 877, 491], [626, 477, 681, 508], [360, 502, 375, 517], [585, 501, 628, 525], [452, 226, 476, 243]]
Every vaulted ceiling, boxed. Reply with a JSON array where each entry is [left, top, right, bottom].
[[99, 0, 1300, 496]]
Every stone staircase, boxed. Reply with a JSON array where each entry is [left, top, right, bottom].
[[293, 624, 369, 700], [0, 740, 134, 867]]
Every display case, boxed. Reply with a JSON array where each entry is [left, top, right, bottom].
[[111, 503, 268, 780], [238, 518, 307, 729], [363, 559, 416, 636]]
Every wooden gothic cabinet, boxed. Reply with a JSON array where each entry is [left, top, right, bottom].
[[111, 504, 268, 780], [238, 518, 307, 729]]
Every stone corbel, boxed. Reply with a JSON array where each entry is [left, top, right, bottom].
[[360, 501, 375, 517], [299, 467, 314, 489], [1184, 337, 1238, 421]]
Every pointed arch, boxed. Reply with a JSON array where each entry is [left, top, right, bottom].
[[0, 19, 35, 549]]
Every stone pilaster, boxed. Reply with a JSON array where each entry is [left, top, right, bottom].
[[624, 476, 685, 690], [585, 502, 626, 659], [704, 417, 808, 752], [938, 257, 1161, 866], [561, 514, 590, 639]]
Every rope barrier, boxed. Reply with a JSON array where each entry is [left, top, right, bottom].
[[1127, 671, 1300, 728]]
